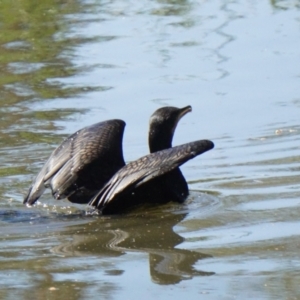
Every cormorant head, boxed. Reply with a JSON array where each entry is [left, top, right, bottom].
[[149, 105, 192, 153]]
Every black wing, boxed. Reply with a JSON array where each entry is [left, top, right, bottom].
[[24, 119, 126, 205], [89, 139, 214, 211]]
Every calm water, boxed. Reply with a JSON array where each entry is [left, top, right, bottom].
[[0, 0, 300, 299]]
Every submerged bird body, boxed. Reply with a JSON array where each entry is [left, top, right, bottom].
[[24, 106, 191, 206], [24, 120, 125, 205], [24, 105, 213, 213], [89, 140, 214, 214]]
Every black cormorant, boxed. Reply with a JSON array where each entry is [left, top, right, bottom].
[[23, 106, 192, 206], [89, 139, 214, 214]]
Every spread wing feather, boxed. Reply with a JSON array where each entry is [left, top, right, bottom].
[[89, 139, 214, 210], [24, 119, 125, 205]]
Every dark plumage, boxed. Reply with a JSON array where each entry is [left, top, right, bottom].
[[23, 106, 190, 206], [23, 120, 126, 205], [89, 140, 214, 214], [24, 105, 212, 211]]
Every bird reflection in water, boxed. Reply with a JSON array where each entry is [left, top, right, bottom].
[[51, 203, 215, 285]]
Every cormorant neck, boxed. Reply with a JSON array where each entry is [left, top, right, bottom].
[[149, 127, 174, 153]]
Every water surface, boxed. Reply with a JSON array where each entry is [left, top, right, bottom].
[[0, 0, 300, 299]]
